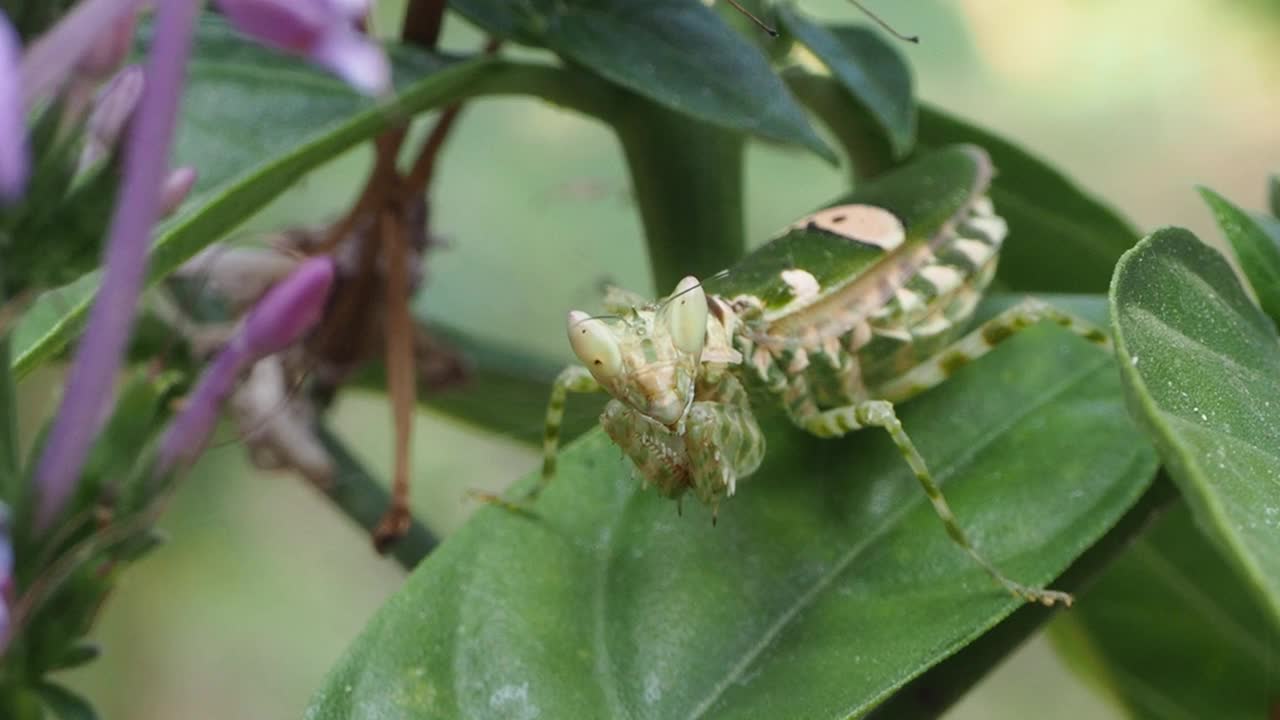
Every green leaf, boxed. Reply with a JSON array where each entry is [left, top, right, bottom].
[[918, 105, 1138, 293], [1051, 502, 1280, 720], [0, 335, 18, 491], [309, 296, 1156, 719], [8, 14, 495, 377], [1269, 174, 1279, 218], [776, 9, 915, 158], [34, 683, 98, 720], [449, 0, 832, 160], [1110, 227, 1280, 628], [353, 325, 604, 448], [782, 71, 1137, 294], [1197, 187, 1280, 324]]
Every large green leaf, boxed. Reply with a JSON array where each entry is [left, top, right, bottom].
[[776, 10, 915, 158], [918, 106, 1137, 293], [308, 296, 1156, 719], [1051, 502, 1280, 719], [448, 0, 832, 160], [8, 15, 493, 377], [1197, 187, 1280, 324], [1110, 227, 1280, 627]]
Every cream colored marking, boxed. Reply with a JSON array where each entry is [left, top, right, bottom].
[[787, 204, 906, 250], [752, 347, 773, 376], [962, 215, 1009, 242], [821, 335, 842, 361], [848, 321, 873, 352], [895, 287, 926, 315], [913, 314, 953, 337], [872, 325, 912, 343], [972, 196, 995, 217], [780, 268, 821, 301], [919, 265, 965, 295], [951, 238, 992, 266], [787, 347, 810, 375]]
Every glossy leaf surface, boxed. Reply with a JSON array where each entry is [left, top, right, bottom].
[[1111, 227, 1280, 627], [309, 297, 1156, 719], [450, 0, 830, 159]]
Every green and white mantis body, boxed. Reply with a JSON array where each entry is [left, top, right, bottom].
[[521, 145, 1110, 606]]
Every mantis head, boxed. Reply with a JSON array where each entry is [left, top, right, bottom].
[[567, 276, 708, 428]]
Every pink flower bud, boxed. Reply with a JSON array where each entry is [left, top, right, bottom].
[[215, 0, 388, 94], [78, 64, 144, 172], [159, 165, 197, 216], [0, 12, 27, 201], [238, 255, 335, 358], [77, 8, 137, 80]]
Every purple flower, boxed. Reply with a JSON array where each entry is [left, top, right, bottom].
[[19, 0, 147, 107], [76, 6, 138, 81], [215, 0, 389, 94], [0, 11, 27, 201], [156, 256, 335, 474], [160, 166, 198, 217], [78, 64, 145, 172], [33, 0, 202, 531]]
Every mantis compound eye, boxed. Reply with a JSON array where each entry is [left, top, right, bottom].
[[568, 310, 623, 379], [668, 276, 707, 356]]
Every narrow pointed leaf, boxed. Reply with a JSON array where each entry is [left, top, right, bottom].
[[776, 9, 914, 158], [1051, 503, 1280, 719], [1110, 227, 1280, 627], [1197, 187, 1280, 324], [309, 297, 1156, 719], [1269, 174, 1279, 218], [449, 0, 832, 160]]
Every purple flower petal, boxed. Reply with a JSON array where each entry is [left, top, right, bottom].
[[78, 64, 145, 172], [33, 0, 202, 531], [77, 7, 138, 81], [156, 341, 245, 474], [238, 255, 335, 358], [159, 165, 197, 217], [156, 256, 334, 474], [215, 0, 388, 94], [0, 12, 27, 201], [19, 0, 147, 107]]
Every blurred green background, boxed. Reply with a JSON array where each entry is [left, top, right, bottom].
[[16, 0, 1279, 717]]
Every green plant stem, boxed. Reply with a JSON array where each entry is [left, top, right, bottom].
[[615, 99, 746, 291], [315, 424, 438, 570]]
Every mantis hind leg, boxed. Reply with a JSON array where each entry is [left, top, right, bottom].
[[800, 399, 1073, 607]]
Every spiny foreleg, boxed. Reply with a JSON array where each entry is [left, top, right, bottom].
[[877, 297, 1110, 403], [800, 399, 1073, 607], [682, 376, 767, 511]]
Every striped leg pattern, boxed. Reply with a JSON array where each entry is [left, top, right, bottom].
[[800, 399, 1073, 607], [878, 298, 1111, 404], [473, 365, 600, 510]]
